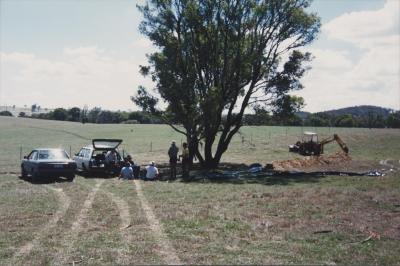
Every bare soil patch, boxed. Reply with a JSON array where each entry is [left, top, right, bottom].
[[272, 152, 383, 173]]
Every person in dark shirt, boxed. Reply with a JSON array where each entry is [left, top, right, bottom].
[[179, 142, 190, 180], [168, 141, 179, 180]]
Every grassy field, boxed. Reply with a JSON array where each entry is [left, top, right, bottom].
[[1, 116, 399, 172], [0, 116, 399, 264]]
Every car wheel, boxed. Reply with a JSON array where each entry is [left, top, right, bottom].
[[67, 174, 75, 182], [32, 169, 40, 181], [21, 165, 27, 178], [82, 163, 87, 172]]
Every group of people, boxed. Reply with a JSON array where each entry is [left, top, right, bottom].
[[119, 141, 190, 181]]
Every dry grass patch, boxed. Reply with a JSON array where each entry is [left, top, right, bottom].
[[141, 172, 400, 264]]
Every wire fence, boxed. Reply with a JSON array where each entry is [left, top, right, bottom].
[[0, 126, 392, 174]]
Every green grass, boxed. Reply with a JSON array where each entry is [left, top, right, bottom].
[[0, 116, 399, 264], [141, 174, 400, 264], [1, 116, 400, 173]]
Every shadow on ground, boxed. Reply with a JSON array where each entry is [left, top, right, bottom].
[[155, 162, 327, 186], [188, 172, 325, 186], [157, 162, 378, 186], [76, 171, 117, 179], [18, 175, 73, 184]]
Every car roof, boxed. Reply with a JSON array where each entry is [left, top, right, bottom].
[[34, 148, 66, 151], [80, 146, 119, 150], [303, 131, 317, 136]]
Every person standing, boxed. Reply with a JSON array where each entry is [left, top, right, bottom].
[[180, 142, 190, 180], [168, 141, 179, 180]]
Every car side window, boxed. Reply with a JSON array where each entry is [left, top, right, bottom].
[[84, 149, 91, 159], [29, 151, 38, 160], [78, 149, 85, 157]]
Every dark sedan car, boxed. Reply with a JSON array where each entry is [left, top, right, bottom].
[[21, 148, 77, 181]]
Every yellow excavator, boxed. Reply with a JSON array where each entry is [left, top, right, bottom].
[[289, 132, 349, 156]]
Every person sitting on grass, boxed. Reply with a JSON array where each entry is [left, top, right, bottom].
[[125, 154, 140, 179], [119, 161, 133, 180], [145, 161, 159, 181]]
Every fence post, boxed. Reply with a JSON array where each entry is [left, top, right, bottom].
[[20, 146, 22, 160], [69, 146, 72, 157]]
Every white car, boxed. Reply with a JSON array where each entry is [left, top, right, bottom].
[[73, 139, 123, 175]]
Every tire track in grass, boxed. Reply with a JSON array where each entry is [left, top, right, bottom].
[[101, 190, 132, 265], [133, 179, 182, 265], [11, 185, 71, 260], [53, 179, 104, 265]]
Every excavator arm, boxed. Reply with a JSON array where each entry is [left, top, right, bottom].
[[320, 134, 349, 154]]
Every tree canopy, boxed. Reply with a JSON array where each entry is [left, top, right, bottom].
[[134, 0, 320, 168]]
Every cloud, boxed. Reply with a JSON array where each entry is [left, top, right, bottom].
[[297, 0, 400, 112], [132, 38, 153, 49], [0, 46, 153, 110], [323, 0, 399, 49]]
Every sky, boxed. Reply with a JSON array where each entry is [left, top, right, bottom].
[[0, 0, 399, 112]]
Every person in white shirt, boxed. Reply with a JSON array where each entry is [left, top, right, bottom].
[[119, 162, 133, 180], [145, 161, 159, 180], [105, 150, 117, 164]]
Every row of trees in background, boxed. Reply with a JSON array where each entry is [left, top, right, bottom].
[[302, 111, 400, 128], [2, 106, 399, 128], [21, 107, 163, 124], [242, 109, 400, 128]]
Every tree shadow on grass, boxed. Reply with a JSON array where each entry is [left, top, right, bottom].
[[77, 171, 117, 179], [189, 172, 325, 186]]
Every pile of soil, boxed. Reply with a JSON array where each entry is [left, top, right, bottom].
[[272, 152, 353, 172]]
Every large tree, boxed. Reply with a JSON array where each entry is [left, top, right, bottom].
[[134, 0, 320, 168]]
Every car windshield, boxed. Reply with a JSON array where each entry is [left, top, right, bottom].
[[38, 150, 69, 160]]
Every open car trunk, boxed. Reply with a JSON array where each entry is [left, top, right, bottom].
[[92, 139, 122, 150]]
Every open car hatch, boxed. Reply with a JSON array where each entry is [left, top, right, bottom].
[[92, 139, 123, 150]]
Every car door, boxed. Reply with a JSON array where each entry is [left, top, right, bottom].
[[25, 151, 38, 174], [83, 148, 92, 169], [74, 148, 85, 170]]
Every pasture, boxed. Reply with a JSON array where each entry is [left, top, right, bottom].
[[0, 116, 399, 264]]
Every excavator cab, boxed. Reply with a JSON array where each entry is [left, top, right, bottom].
[[302, 131, 318, 143], [299, 132, 321, 155]]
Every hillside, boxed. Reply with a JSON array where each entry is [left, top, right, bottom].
[[297, 105, 394, 118], [319, 105, 393, 118]]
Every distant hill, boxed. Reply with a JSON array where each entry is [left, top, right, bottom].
[[319, 105, 393, 118], [298, 105, 394, 119], [295, 105, 399, 128]]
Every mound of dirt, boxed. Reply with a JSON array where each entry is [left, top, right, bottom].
[[272, 152, 352, 172]]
